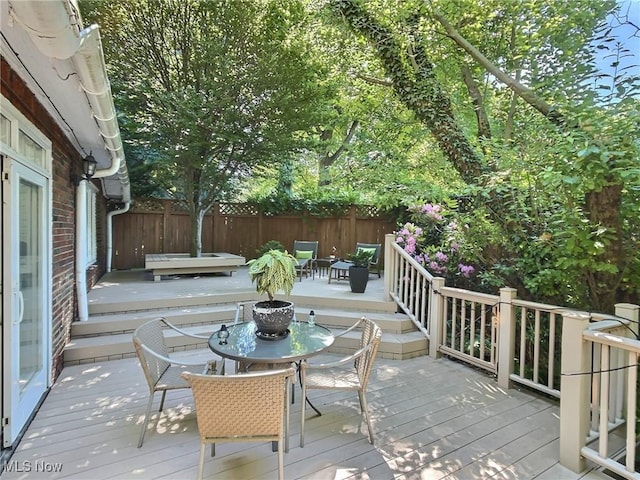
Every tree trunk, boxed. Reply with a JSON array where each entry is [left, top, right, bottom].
[[460, 64, 491, 142], [330, 0, 488, 184], [584, 182, 624, 313], [318, 120, 359, 186]]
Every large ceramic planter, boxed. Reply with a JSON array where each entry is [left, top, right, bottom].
[[252, 300, 295, 337], [349, 266, 369, 293]]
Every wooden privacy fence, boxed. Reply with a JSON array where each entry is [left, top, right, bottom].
[[111, 198, 398, 270]]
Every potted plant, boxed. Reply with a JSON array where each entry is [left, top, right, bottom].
[[247, 248, 297, 337], [347, 248, 374, 293]]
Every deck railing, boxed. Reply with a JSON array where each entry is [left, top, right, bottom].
[[383, 234, 639, 477]]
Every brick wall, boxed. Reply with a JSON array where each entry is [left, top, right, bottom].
[[1, 56, 107, 380]]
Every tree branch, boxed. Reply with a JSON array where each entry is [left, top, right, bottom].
[[431, 8, 564, 127]]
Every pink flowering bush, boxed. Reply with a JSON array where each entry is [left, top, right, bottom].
[[395, 203, 476, 287]]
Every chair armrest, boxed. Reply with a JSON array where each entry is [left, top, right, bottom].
[[334, 317, 366, 338], [301, 342, 373, 370], [136, 341, 213, 368], [162, 318, 212, 340]]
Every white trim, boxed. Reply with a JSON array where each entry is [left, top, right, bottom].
[[0, 96, 52, 177]]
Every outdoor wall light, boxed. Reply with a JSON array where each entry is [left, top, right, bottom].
[[71, 153, 98, 186]]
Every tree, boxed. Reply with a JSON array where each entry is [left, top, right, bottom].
[[83, 0, 331, 255], [328, 0, 639, 311]]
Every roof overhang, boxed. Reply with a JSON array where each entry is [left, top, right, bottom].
[[1, 0, 130, 202]]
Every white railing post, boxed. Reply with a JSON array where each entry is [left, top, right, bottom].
[[429, 277, 445, 359], [559, 310, 591, 473], [497, 287, 517, 389], [615, 303, 639, 338], [384, 234, 395, 302]]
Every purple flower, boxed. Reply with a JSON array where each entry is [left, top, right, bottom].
[[458, 264, 475, 278], [435, 251, 448, 263]]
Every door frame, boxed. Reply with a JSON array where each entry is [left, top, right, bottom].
[[1, 97, 53, 449]]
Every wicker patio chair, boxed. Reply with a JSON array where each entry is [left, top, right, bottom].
[[182, 368, 295, 480], [233, 300, 257, 324], [299, 316, 382, 447], [132, 317, 221, 448]]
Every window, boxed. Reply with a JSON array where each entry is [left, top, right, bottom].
[[0, 97, 51, 174]]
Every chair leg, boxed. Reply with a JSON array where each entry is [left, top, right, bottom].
[[137, 393, 156, 448], [300, 379, 306, 447], [359, 391, 375, 444], [197, 443, 206, 480], [158, 390, 167, 411], [284, 379, 290, 453], [277, 434, 284, 480]]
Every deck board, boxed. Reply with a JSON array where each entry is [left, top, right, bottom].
[[2, 351, 612, 480]]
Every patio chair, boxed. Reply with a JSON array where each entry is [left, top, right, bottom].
[[293, 240, 318, 281], [132, 317, 222, 448], [299, 316, 382, 447], [233, 300, 257, 324], [354, 242, 382, 277], [182, 368, 295, 480]]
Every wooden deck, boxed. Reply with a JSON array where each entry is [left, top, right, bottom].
[[2, 350, 610, 479]]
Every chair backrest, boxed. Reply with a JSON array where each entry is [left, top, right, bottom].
[[293, 240, 318, 260], [133, 318, 171, 389], [234, 301, 257, 324], [355, 318, 382, 389], [182, 368, 295, 440], [354, 243, 381, 265]]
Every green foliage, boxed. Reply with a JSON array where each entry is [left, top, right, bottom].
[[255, 240, 285, 258], [247, 249, 298, 302], [348, 249, 374, 267]]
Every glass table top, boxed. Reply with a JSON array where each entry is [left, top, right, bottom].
[[208, 321, 335, 364]]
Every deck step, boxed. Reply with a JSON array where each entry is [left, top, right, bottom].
[[66, 295, 426, 366]]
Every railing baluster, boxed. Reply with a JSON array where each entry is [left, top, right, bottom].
[[598, 345, 610, 458], [519, 308, 527, 378], [548, 313, 556, 390], [479, 303, 486, 361], [626, 350, 637, 473], [460, 300, 467, 354], [533, 310, 541, 384]]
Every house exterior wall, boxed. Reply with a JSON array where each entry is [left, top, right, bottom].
[[1, 56, 107, 379]]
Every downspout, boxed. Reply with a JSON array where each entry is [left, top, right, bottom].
[[75, 181, 89, 321], [106, 202, 130, 272]]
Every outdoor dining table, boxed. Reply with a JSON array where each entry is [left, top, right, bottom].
[[208, 320, 335, 369], [208, 320, 335, 452], [208, 320, 335, 411]]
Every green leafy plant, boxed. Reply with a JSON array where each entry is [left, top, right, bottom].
[[348, 249, 374, 268], [247, 249, 297, 302]]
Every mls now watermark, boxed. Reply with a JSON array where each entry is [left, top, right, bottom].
[[3, 460, 63, 473]]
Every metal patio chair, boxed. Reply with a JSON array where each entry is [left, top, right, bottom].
[[354, 242, 382, 277], [132, 317, 222, 448], [299, 316, 382, 447], [293, 240, 319, 280]]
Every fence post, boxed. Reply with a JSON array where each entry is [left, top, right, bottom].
[[559, 310, 591, 473], [615, 303, 639, 338], [429, 277, 445, 359], [383, 234, 394, 302], [497, 287, 517, 389]]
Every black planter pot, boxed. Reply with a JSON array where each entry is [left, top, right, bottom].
[[349, 266, 369, 293], [252, 300, 294, 336]]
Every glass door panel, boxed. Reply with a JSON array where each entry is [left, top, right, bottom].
[[2, 157, 49, 447]]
